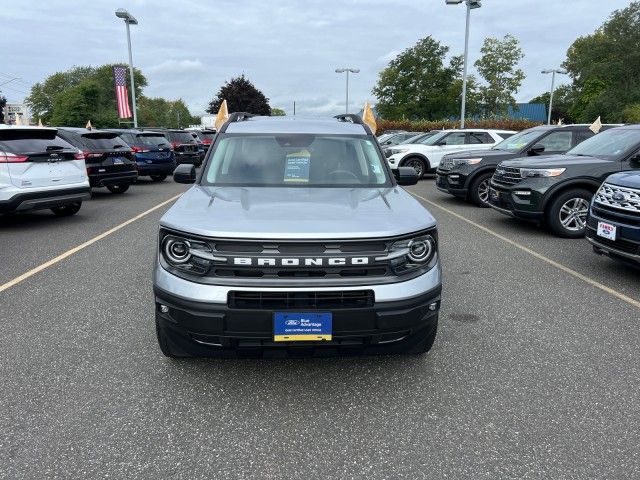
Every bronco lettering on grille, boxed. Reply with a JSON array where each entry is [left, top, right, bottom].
[[232, 257, 370, 267]]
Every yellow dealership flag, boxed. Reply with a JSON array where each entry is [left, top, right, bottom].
[[214, 100, 229, 130], [86, 120, 93, 130], [589, 116, 602, 134], [362, 102, 377, 134]]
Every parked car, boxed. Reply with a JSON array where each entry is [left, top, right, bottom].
[[158, 129, 201, 166], [382, 131, 441, 158], [377, 130, 406, 143], [188, 131, 207, 163], [586, 171, 640, 266], [436, 125, 613, 207], [57, 127, 137, 194], [378, 131, 424, 148], [106, 129, 175, 182], [488, 125, 640, 238], [197, 129, 216, 153], [153, 113, 442, 357], [0, 125, 90, 216], [386, 129, 516, 177]]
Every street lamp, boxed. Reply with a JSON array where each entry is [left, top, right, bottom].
[[541, 68, 567, 125], [446, 0, 481, 128], [335, 68, 360, 113], [115, 8, 139, 128]]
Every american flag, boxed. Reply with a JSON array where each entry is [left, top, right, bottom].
[[113, 66, 132, 118]]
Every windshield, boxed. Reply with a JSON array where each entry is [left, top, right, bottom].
[[203, 134, 391, 187], [492, 129, 543, 151], [0, 129, 76, 153], [137, 134, 170, 147], [81, 133, 127, 150], [166, 131, 195, 143], [566, 128, 640, 159]]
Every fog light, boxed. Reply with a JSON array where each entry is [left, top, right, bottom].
[[428, 302, 438, 311], [160, 305, 169, 313], [389, 159, 396, 164], [449, 174, 459, 179], [514, 190, 531, 196]]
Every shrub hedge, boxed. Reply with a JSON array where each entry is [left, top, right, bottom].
[[377, 118, 541, 134]]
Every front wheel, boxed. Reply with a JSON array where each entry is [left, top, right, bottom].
[[107, 184, 130, 194], [469, 173, 493, 207], [51, 202, 82, 217], [546, 188, 592, 238], [150, 174, 167, 182], [403, 157, 428, 178]]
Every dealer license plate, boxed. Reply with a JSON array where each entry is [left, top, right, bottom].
[[597, 221, 617, 241], [273, 312, 332, 342]]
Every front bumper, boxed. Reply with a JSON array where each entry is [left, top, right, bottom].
[[488, 182, 545, 222], [153, 263, 442, 353], [0, 186, 91, 214], [435, 171, 468, 198], [586, 205, 640, 264]]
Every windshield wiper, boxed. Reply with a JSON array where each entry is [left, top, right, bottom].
[[112, 144, 126, 149], [46, 145, 64, 151]]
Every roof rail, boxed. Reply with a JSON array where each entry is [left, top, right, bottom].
[[333, 113, 372, 134], [219, 112, 256, 132]]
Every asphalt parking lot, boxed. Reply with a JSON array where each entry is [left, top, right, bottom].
[[1, 177, 639, 479]]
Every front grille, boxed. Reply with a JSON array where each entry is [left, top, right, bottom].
[[592, 205, 640, 227], [228, 290, 375, 309], [438, 157, 455, 172], [587, 229, 640, 255], [594, 183, 640, 214], [492, 166, 522, 185]]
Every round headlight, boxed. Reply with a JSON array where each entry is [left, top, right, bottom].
[[408, 238, 433, 263], [164, 237, 191, 264]]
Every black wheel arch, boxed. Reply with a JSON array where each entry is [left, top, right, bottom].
[[464, 167, 497, 189], [540, 179, 601, 211], [400, 153, 430, 170]]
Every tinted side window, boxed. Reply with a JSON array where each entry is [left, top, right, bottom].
[[573, 130, 594, 146], [536, 131, 573, 152], [468, 132, 493, 144], [442, 133, 466, 145]]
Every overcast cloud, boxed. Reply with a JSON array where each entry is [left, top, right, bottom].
[[1, 0, 632, 117]]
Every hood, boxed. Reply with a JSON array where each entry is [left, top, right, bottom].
[[160, 186, 436, 240], [444, 149, 519, 162], [500, 154, 612, 169], [605, 171, 640, 189]]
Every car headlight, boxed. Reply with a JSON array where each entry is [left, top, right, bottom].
[[390, 148, 410, 155], [452, 158, 483, 166], [161, 233, 218, 275], [384, 233, 437, 274], [520, 168, 566, 178]]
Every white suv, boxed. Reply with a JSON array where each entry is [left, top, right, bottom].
[[0, 126, 90, 216], [386, 129, 516, 177]]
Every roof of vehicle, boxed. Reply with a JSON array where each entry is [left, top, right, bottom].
[[0, 125, 57, 132], [57, 127, 117, 135], [224, 116, 369, 135], [437, 128, 517, 133], [103, 128, 166, 135], [528, 124, 624, 131]]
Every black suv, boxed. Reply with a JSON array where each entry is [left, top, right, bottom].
[[488, 125, 640, 238], [145, 129, 201, 166], [57, 128, 138, 194], [437, 125, 604, 207], [586, 171, 640, 266]]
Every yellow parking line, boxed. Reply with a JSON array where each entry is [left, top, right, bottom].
[[409, 191, 640, 310], [0, 193, 182, 294]]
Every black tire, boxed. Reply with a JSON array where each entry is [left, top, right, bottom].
[[107, 184, 130, 194], [546, 188, 592, 238], [469, 172, 493, 207], [51, 202, 82, 217], [150, 174, 167, 182], [403, 157, 428, 178], [405, 317, 438, 355]]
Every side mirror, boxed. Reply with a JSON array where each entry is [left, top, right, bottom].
[[394, 166, 420, 186], [528, 144, 545, 155], [174, 164, 196, 184]]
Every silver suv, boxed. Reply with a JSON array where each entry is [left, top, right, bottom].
[[153, 114, 442, 357], [0, 126, 90, 216]]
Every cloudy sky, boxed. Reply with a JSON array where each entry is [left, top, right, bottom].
[[1, 0, 632, 117]]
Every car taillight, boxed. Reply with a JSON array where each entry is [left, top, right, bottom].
[[74, 152, 85, 160], [83, 150, 102, 158], [170, 142, 180, 150], [0, 151, 29, 163], [131, 146, 150, 153]]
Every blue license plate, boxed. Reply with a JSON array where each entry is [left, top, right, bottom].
[[273, 312, 332, 342], [112, 157, 125, 165]]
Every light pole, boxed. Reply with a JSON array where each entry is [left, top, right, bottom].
[[541, 68, 567, 125], [115, 8, 139, 128], [335, 68, 359, 113], [446, 0, 481, 128]]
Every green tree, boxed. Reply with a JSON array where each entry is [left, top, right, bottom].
[[206, 75, 271, 115], [529, 84, 576, 123], [25, 64, 147, 125], [138, 97, 198, 128], [372, 36, 469, 121], [271, 107, 286, 116], [563, 2, 640, 122], [475, 34, 525, 116]]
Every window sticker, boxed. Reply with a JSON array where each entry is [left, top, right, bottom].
[[284, 149, 311, 183]]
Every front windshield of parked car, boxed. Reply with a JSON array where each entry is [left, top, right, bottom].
[[567, 128, 640, 160], [492, 129, 542, 151], [203, 134, 391, 187]]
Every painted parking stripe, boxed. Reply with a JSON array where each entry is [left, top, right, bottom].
[[0, 193, 182, 294], [409, 191, 640, 310]]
